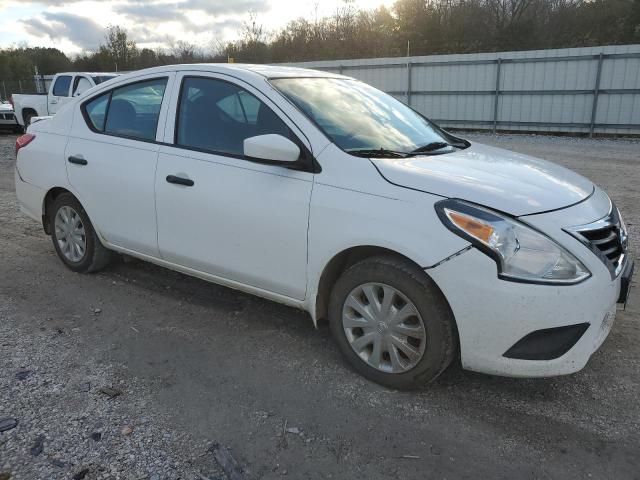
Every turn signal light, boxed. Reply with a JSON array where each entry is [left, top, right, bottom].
[[15, 133, 35, 156], [445, 210, 495, 244]]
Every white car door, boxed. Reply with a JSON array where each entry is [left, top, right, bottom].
[[155, 73, 314, 300], [66, 73, 175, 256], [49, 75, 73, 114]]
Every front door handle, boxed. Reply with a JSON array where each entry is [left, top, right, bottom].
[[166, 175, 194, 187], [68, 156, 87, 165]]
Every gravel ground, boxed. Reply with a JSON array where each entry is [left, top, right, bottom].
[[0, 130, 639, 479]]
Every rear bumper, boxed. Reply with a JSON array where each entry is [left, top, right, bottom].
[[15, 167, 44, 222]]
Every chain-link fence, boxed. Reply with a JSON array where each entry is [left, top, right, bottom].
[[0, 77, 47, 102]]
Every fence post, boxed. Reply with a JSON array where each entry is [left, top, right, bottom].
[[2, 81, 6, 101], [492, 58, 502, 133], [406, 61, 412, 106], [18, 80, 22, 93], [339, 65, 344, 75], [589, 53, 604, 138]]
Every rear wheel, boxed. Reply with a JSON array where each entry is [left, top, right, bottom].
[[23, 111, 36, 128], [329, 255, 456, 390], [50, 193, 112, 273]]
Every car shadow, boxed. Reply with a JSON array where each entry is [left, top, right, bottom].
[[104, 253, 591, 406]]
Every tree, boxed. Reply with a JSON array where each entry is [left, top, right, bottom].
[[170, 41, 199, 63], [101, 25, 138, 71], [2, 1, 639, 77]]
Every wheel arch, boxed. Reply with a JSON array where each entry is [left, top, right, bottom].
[[22, 107, 37, 124], [314, 245, 426, 323], [313, 244, 461, 363], [42, 187, 74, 234]]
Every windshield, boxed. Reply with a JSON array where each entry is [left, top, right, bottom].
[[271, 77, 467, 156], [92, 75, 118, 85]]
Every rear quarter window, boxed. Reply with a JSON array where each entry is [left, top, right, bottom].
[[84, 93, 110, 131]]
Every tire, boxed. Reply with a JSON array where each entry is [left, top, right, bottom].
[[49, 193, 112, 273], [24, 111, 35, 128], [328, 255, 457, 390]]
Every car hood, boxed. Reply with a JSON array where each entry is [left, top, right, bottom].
[[371, 142, 594, 216]]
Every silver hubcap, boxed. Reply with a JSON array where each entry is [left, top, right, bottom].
[[54, 206, 86, 262], [342, 283, 426, 374]]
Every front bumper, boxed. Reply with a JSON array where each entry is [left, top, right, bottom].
[[427, 188, 629, 378], [428, 248, 623, 377], [0, 119, 18, 129]]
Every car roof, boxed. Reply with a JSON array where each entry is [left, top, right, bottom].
[[221, 64, 343, 79], [108, 63, 347, 84], [54, 72, 120, 77]]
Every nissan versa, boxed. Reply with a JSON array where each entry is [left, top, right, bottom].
[[14, 64, 633, 389]]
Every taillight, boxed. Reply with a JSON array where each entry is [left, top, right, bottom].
[[15, 133, 35, 156]]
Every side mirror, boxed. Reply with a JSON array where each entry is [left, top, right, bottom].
[[243, 134, 300, 163]]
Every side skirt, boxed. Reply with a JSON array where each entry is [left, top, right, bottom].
[[104, 243, 311, 317]]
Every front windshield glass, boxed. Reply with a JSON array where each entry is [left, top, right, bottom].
[[92, 75, 118, 85], [271, 77, 466, 156]]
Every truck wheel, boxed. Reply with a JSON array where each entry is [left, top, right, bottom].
[[24, 111, 35, 128], [50, 193, 113, 273], [328, 255, 457, 390]]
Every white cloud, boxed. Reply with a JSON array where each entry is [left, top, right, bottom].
[[21, 11, 104, 49], [1, 0, 395, 53]]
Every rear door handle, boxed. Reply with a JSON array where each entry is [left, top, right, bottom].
[[68, 156, 87, 165], [166, 175, 194, 187]]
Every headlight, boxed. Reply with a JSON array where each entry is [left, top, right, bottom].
[[435, 199, 591, 284]]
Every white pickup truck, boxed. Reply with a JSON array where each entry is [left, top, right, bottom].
[[11, 72, 118, 127]]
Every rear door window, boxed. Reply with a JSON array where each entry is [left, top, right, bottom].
[[105, 79, 167, 140], [52, 76, 72, 97], [82, 77, 168, 141]]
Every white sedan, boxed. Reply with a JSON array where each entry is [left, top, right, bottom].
[[14, 64, 633, 389]]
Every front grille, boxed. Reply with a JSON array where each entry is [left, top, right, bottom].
[[565, 202, 629, 279], [580, 224, 624, 265], [0, 113, 15, 120]]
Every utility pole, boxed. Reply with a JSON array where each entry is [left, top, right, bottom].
[[34, 65, 41, 93]]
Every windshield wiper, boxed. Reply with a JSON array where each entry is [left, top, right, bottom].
[[410, 142, 455, 154], [346, 148, 411, 158]]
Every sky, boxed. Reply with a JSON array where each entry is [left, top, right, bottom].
[[0, 0, 395, 55]]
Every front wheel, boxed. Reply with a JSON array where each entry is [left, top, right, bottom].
[[328, 255, 457, 390], [50, 193, 112, 273]]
